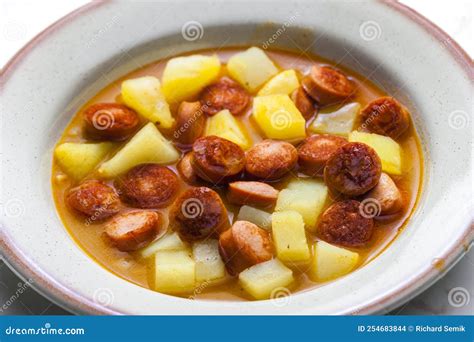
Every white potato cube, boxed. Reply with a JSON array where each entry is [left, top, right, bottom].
[[309, 102, 360, 136], [236, 205, 272, 230], [192, 239, 226, 283]]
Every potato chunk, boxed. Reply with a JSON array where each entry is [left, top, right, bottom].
[[252, 94, 306, 141], [204, 109, 252, 149], [272, 211, 310, 262], [275, 179, 328, 230], [55, 142, 114, 181], [348, 131, 402, 175], [193, 239, 226, 283], [257, 69, 299, 96], [138, 232, 187, 259], [162, 54, 221, 104], [121, 76, 174, 128], [98, 122, 180, 177], [236, 205, 272, 230], [150, 250, 195, 294], [227, 47, 278, 92], [309, 102, 360, 136], [238, 259, 294, 299], [311, 241, 359, 282]]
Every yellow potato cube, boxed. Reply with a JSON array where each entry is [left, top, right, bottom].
[[238, 259, 294, 299], [275, 179, 328, 230], [257, 69, 299, 96], [192, 239, 226, 283], [252, 94, 306, 141], [311, 241, 359, 282], [98, 122, 180, 177], [309, 102, 360, 136], [272, 211, 310, 262], [348, 131, 402, 175], [138, 232, 187, 259], [150, 250, 195, 294], [54, 142, 114, 181], [227, 47, 278, 92], [121, 76, 174, 128], [162, 54, 221, 104], [204, 109, 252, 149]]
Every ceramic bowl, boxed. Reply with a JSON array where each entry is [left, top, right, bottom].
[[1, 1, 472, 315]]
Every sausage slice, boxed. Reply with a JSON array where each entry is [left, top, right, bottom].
[[245, 140, 298, 180], [298, 134, 348, 177], [174, 101, 206, 145], [218, 221, 273, 275], [291, 87, 316, 120], [83, 103, 139, 141], [227, 181, 279, 207], [364, 173, 403, 215], [67, 180, 120, 221], [359, 97, 410, 139], [105, 210, 162, 251], [170, 187, 229, 241], [302, 65, 354, 106], [192, 136, 246, 184], [324, 142, 382, 196], [318, 200, 374, 247], [177, 152, 198, 184], [115, 164, 179, 208], [200, 77, 251, 116]]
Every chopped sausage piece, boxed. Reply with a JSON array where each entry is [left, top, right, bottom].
[[324, 142, 381, 196], [218, 220, 273, 275], [245, 140, 298, 180], [227, 181, 279, 207], [174, 101, 206, 145], [302, 65, 354, 106], [364, 173, 403, 215], [67, 180, 120, 221], [192, 136, 246, 184], [170, 187, 229, 241], [115, 164, 179, 209], [291, 87, 316, 120], [200, 77, 251, 116], [318, 200, 374, 247], [83, 103, 139, 141], [298, 134, 348, 177], [177, 152, 198, 184], [359, 97, 410, 139], [105, 210, 162, 251]]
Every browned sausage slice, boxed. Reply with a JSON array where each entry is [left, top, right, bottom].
[[227, 181, 279, 207], [105, 210, 162, 251], [359, 97, 410, 139], [177, 152, 198, 184], [170, 187, 229, 241], [218, 220, 273, 275], [318, 200, 374, 247], [174, 101, 206, 145], [115, 164, 179, 208], [200, 77, 251, 116], [192, 136, 245, 184], [302, 65, 354, 106], [298, 134, 348, 177], [67, 180, 120, 221], [291, 87, 316, 120], [245, 140, 298, 180], [324, 142, 381, 196], [364, 173, 403, 215], [83, 103, 139, 141]]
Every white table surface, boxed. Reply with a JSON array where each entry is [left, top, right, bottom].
[[0, 0, 472, 315]]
